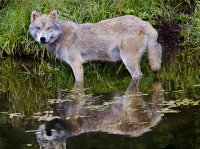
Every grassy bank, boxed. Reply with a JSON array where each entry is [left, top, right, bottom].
[[181, 1, 200, 47], [0, 0, 198, 57], [0, 48, 199, 116]]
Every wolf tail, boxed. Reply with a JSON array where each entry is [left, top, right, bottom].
[[144, 22, 162, 73]]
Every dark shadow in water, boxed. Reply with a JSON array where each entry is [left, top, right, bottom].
[[36, 79, 164, 149]]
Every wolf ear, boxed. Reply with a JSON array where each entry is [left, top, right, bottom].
[[48, 10, 59, 20], [31, 11, 40, 22]]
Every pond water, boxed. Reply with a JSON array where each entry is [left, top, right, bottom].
[[0, 52, 199, 149]]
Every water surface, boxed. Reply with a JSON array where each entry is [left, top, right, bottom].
[[0, 54, 199, 149]]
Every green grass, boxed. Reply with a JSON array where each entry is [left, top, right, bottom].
[[0, 48, 199, 117], [0, 0, 200, 117], [181, 1, 200, 47], [0, 59, 54, 116], [160, 49, 200, 91], [0, 0, 198, 57]]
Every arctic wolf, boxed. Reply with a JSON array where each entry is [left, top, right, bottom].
[[29, 10, 162, 88]]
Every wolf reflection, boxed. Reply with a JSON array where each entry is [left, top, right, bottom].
[[37, 79, 164, 149]]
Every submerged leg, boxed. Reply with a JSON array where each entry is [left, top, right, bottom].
[[70, 62, 84, 89], [126, 78, 141, 94]]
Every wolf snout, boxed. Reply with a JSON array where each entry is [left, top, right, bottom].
[[40, 37, 46, 43]]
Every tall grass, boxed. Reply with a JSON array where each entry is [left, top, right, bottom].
[[0, 48, 199, 117], [160, 49, 200, 92], [0, 0, 155, 57], [0, 59, 55, 116], [0, 0, 198, 57], [181, 1, 200, 47]]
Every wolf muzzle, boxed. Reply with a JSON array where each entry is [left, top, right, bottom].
[[40, 37, 46, 44]]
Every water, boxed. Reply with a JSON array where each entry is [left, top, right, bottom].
[[0, 55, 199, 149]]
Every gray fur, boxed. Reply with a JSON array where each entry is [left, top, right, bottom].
[[29, 11, 162, 88]]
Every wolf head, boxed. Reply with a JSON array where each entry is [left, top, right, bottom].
[[36, 119, 67, 149], [29, 10, 63, 45]]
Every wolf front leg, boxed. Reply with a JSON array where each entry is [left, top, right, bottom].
[[70, 61, 84, 89]]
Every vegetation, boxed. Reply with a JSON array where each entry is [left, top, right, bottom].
[[0, 47, 199, 116], [0, 0, 199, 117], [181, 1, 200, 47], [0, 2, 199, 148], [0, 0, 199, 57]]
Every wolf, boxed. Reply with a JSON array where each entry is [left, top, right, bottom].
[[36, 79, 164, 148], [29, 10, 162, 88]]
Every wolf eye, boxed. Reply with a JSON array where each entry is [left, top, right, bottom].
[[36, 26, 40, 30], [47, 27, 52, 30]]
